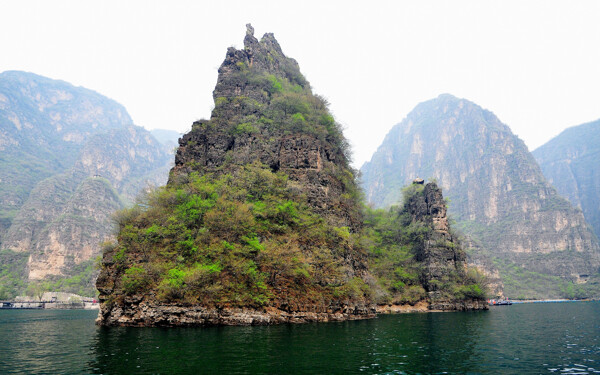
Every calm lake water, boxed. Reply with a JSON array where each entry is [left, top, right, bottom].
[[0, 303, 598, 374]]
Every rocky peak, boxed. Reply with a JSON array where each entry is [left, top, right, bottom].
[[172, 26, 358, 228], [96, 26, 373, 327], [242, 24, 284, 59], [212, 24, 304, 107], [407, 182, 449, 235], [245, 23, 254, 36], [405, 182, 462, 265]]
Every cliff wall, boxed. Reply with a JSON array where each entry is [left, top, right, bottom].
[[533, 120, 600, 240], [0, 71, 173, 298]]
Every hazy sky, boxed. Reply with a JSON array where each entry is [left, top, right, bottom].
[[2, 0, 599, 167]]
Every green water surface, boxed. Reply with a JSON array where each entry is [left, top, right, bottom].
[[0, 302, 598, 374]]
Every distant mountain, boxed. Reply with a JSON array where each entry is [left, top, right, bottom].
[[533, 120, 600, 239], [0, 71, 172, 298], [361, 94, 600, 299], [150, 128, 182, 147], [0, 70, 132, 232]]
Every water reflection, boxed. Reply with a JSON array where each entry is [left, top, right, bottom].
[[478, 303, 600, 374], [2, 303, 598, 374], [0, 310, 97, 374], [87, 311, 491, 374]]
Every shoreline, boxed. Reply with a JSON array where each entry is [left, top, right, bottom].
[[376, 301, 430, 313], [4, 299, 594, 315], [510, 299, 597, 304], [0, 301, 100, 310]]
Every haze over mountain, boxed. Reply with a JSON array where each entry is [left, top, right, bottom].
[[533, 120, 600, 240], [0, 71, 131, 232], [361, 94, 600, 299], [150, 128, 182, 149], [0, 71, 173, 298]]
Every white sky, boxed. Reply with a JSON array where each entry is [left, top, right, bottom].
[[1, 0, 599, 167]]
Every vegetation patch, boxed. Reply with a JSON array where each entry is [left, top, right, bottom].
[[104, 163, 371, 308]]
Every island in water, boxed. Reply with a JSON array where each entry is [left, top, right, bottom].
[[96, 24, 487, 327]]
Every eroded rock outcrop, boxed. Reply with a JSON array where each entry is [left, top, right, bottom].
[[406, 182, 487, 310], [97, 25, 373, 326]]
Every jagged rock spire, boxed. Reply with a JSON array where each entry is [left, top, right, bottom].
[[173, 26, 359, 229]]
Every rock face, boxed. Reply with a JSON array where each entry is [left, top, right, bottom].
[[407, 183, 459, 287], [0, 71, 173, 298], [3, 126, 171, 281], [96, 299, 373, 327], [97, 25, 373, 326], [533, 120, 600, 240], [13, 177, 122, 281], [405, 182, 487, 310], [361, 94, 600, 298]]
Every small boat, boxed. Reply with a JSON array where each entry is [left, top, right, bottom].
[[488, 299, 512, 306]]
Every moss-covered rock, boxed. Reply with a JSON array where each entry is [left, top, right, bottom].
[[97, 25, 374, 326]]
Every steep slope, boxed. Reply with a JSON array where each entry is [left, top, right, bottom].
[[0, 72, 173, 298], [0, 70, 132, 233], [25, 177, 123, 281], [2, 125, 171, 287], [361, 94, 600, 298], [533, 120, 600, 239], [97, 25, 372, 326]]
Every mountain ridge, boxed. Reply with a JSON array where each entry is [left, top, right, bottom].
[[533, 119, 600, 240], [0, 71, 172, 298]]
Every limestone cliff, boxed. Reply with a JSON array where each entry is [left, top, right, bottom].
[[533, 120, 600, 240], [2, 125, 171, 285], [0, 71, 173, 298], [361, 94, 600, 298], [24, 178, 123, 281], [97, 25, 373, 326]]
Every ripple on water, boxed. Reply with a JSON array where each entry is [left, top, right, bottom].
[[1, 302, 599, 374]]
